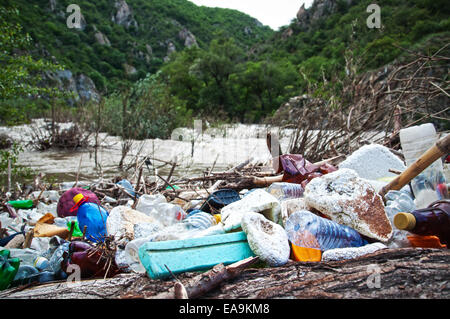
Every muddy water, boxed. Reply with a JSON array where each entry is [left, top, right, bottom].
[[1, 120, 292, 183]]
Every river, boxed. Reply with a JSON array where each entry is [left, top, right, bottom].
[[1, 119, 292, 183]]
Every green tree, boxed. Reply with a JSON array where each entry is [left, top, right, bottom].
[[0, 7, 62, 101]]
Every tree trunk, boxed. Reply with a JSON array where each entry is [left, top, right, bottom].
[[1, 248, 448, 299]]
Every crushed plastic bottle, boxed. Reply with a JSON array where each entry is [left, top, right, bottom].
[[267, 182, 304, 201], [150, 211, 219, 242], [135, 194, 186, 227], [284, 210, 368, 251]]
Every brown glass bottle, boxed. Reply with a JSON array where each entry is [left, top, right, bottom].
[[394, 200, 450, 245]]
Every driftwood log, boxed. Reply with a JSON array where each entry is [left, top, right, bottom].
[[0, 248, 448, 299]]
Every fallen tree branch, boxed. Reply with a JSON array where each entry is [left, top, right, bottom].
[[2, 249, 448, 299]]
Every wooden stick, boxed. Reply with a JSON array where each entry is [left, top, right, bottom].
[[7, 158, 11, 192], [379, 134, 450, 198], [24, 229, 34, 249], [4, 203, 17, 218], [252, 175, 284, 187], [68, 221, 76, 241], [82, 225, 87, 241], [148, 256, 259, 299]]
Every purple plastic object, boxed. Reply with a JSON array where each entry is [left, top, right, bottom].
[[57, 188, 101, 218]]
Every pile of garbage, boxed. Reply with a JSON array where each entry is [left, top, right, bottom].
[[1, 123, 449, 293]]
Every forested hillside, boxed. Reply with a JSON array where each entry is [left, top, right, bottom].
[[0, 0, 448, 134], [3, 0, 272, 93]]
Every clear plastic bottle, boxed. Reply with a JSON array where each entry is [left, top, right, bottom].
[[399, 124, 447, 208], [2, 248, 40, 267], [135, 194, 186, 227], [284, 210, 367, 251], [150, 211, 219, 242], [267, 182, 304, 200], [384, 190, 416, 248]]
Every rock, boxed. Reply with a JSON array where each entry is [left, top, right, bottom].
[[178, 28, 198, 48], [94, 31, 111, 46], [145, 44, 153, 56], [339, 144, 406, 181], [76, 74, 101, 103], [112, 0, 138, 29], [49, 0, 57, 12], [322, 242, 387, 261], [241, 212, 290, 267], [167, 42, 176, 55], [221, 189, 281, 232], [296, 0, 355, 30], [304, 168, 393, 242], [123, 63, 137, 76]]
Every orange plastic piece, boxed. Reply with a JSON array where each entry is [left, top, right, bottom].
[[291, 244, 322, 262], [407, 235, 447, 249]]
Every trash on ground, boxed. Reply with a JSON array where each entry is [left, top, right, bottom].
[[241, 212, 290, 267], [304, 168, 393, 242], [0, 124, 448, 294]]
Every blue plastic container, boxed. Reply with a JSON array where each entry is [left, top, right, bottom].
[[138, 231, 255, 279], [77, 201, 109, 243]]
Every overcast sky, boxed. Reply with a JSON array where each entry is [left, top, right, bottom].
[[188, 0, 314, 30]]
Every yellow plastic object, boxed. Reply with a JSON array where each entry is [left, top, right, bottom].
[[291, 244, 322, 262], [73, 193, 84, 204], [407, 235, 447, 249]]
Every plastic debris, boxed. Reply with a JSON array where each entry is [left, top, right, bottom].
[[241, 212, 290, 267], [321, 243, 387, 261]]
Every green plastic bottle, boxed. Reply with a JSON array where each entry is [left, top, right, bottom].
[[67, 221, 84, 237], [0, 250, 21, 291], [7, 200, 34, 209]]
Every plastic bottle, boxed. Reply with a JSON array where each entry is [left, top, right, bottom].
[[384, 190, 416, 248], [0, 249, 20, 291], [10, 265, 56, 287], [33, 256, 51, 271], [135, 194, 186, 227], [267, 182, 304, 200], [73, 194, 109, 243], [7, 200, 33, 209], [284, 210, 368, 251], [399, 124, 447, 208], [3, 248, 41, 267], [150, 211, 219, 242], [394, 200, 450, 245]]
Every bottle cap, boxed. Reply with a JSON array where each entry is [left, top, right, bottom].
[[73, 193, 85, 205], [213, 214, 221, 224], [394, 213, 416, 231]]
